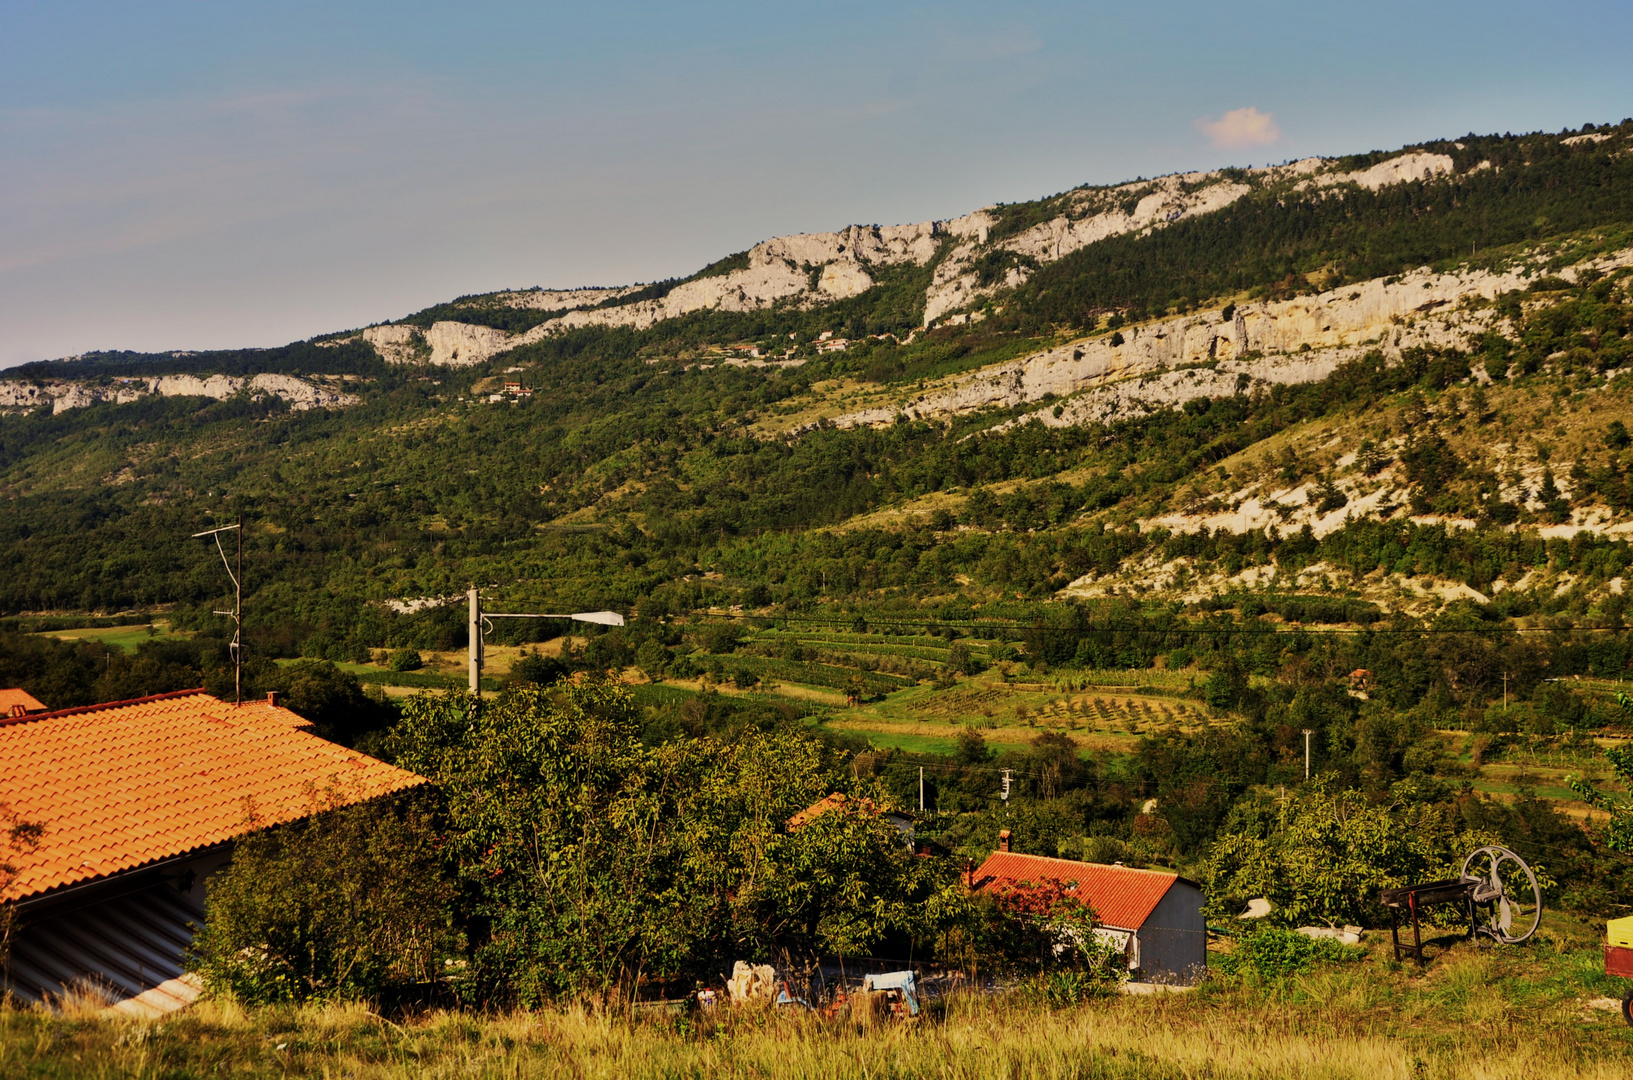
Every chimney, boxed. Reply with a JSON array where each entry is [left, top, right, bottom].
[[998, 829, 1011, 853], [266, 691, 281, 707]]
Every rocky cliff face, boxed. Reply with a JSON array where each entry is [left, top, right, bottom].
[[822, 249, 1633, 431], [356, 147, 1499, 367], [0, 373, 359, 414]]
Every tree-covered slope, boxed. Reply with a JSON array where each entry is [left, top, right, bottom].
[[3, 121, 1633, 660]]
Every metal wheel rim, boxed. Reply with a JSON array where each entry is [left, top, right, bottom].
[[1460, 845, 1542, 945]]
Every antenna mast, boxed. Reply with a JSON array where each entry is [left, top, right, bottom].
[[192, 517, 243, 705]]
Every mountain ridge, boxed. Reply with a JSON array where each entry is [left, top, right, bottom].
[[4, 120, 1633, 651]]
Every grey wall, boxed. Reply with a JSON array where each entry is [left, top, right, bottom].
[[1136, 881, 1208, 984]]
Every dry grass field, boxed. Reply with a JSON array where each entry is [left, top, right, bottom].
[[6, 934, 1633, 1079]]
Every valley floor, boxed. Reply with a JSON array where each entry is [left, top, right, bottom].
[[7, 933, 1633, 1079]]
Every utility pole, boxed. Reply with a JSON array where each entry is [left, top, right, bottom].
[[468, 586, 482, 696], [1001, 768, 1012, 804], [1502, 671, 1509, 711], [191, 518, 243, 705], [919, 766, 925, 812], [1303, 729, 1314, 780], [465, 586, 626, 700]]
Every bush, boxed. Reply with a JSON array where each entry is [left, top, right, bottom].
[[507, 650, 568, 687], [701, 623, 742, 655], [1204, 778, 1498, 928], [264, 660, 398, 746], [188, 793, 456, 1004], [1212, 927, 1364, 984], [389, 648, 424, 672]]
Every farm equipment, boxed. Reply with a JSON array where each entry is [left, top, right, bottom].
[[1605, 915, 1633, 1026], [1379, 846, 1543, 964]]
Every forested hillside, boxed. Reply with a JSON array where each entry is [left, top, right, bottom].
[[6, 121, 1633, 930]]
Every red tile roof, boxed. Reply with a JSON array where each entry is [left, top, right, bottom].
[[787, 792, 888, 830], [0, 689, 425, 903], [971, 851, 1185, 931], [0, 688, 48, 717]]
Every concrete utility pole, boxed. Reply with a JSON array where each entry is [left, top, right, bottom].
[[1001, 768, 1012, 803], [468, 587, 482, 695], [1303, 729, 1314, 780], [919, 766, 925, 812]]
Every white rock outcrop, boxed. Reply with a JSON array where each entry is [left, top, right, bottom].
[[1311, 152, 1454, 192], [0, 373, 360, 415], [493, 286, 640, 311], [362, 324, 423, 364], [827, 251, 1629, 432], [364, 147, 1492, 366], [921, 174, 1253, 326], [425, 321, 513, 366]]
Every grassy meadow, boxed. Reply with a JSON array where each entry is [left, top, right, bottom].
[[7, 931, 1633, 1079]]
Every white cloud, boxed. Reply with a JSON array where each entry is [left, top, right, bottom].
[[1196, 106, 1281, 148]]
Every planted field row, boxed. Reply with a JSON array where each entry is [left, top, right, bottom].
[[1025, 696, 1206, 726], [759, 630, 993, 650], [714, 653, 912, 696]]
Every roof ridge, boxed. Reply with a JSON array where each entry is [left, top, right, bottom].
[[3, 687, 209, 727], [990, 851, 1178, 877]]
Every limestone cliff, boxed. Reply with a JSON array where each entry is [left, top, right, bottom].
[[823, 248, 1633, 431], [361, 145, 1507, 364], [0, 373, 360, 415]]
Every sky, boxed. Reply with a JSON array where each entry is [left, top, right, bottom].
[[3, 1, 1631, 367]]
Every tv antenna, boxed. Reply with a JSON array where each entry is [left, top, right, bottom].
[[466, 587, 625, 698], [192, 516, 243, 705]]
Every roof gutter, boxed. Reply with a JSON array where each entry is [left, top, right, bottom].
[[9, 841, 233, 913]]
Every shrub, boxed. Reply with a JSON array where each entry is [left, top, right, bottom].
[[1212, 926, 1364, 984], [188, 792, 456, 1004], [389, 648, 424, 671], [1204, 778, 1498, 927]]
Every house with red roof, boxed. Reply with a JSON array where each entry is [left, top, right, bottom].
[[0, 687, 48, 718], [971, 832, 1207, 984], [788, 792, 915, 848], [0, 688, 425, 1015]]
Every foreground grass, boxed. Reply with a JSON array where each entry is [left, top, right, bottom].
[[6, 942, 1633, 1079]]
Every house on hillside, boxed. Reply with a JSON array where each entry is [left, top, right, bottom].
[[971, 833, 1207, 984], [789, 792, 915, 848], [0, 688, 48, 718], [0, 688, 424, 1015]]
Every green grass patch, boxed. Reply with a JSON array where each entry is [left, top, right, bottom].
[[30, 622, 187, 654]]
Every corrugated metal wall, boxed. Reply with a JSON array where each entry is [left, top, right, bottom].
[[5, 851, 224, 1014], [1136, 882, 1208, 984]]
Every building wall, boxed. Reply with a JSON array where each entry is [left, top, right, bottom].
[[5, 847, 231, 1014], [1135, 881, 1207, 984]]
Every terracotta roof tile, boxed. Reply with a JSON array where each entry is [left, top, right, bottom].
[[0, 689, 425, 903], [971, 851, 1184, 931], [787, 792, 890, 830], [0, 688, 48, 717]]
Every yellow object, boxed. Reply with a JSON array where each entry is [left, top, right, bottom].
[[1609, 915, 1633, 948]]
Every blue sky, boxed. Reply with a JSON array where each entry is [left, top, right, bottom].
[[3, 1, 1630, 366]]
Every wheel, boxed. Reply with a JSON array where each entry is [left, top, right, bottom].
[[1459, 846, 1543, 945]]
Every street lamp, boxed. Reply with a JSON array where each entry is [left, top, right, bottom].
[[466, 587, 625, 696]]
